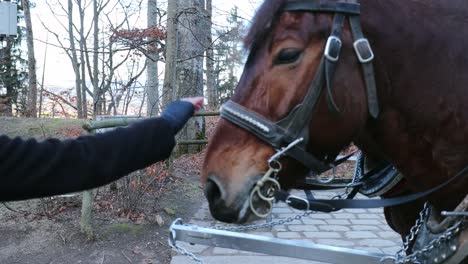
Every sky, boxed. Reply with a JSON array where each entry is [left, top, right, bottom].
[[29, 0, 263, 93]]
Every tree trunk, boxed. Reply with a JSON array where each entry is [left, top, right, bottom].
[[146, 0, 159, 117], [175, 0, 206, 154], [162, 0, 178, 109], [22, 0, 37, 117], [205, 0, 216, 108], [68, 0, 83, 118], [0, 38, 13, 117], [92, 0, 100, 117], [78, 0, 88, 119]]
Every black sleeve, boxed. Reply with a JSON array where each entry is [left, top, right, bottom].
[[0, 117, 177, 202]]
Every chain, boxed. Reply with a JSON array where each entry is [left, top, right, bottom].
[[391, 204, 466, 264], [393, 203, 429, 263], [169, 209, 317, 263], [213, 209, 316, 232], [332, 151, 362, 200], [169, 139, 316, 263], [169, 242, 205, 264]]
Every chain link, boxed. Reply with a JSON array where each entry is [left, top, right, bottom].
[[393, 203, 465, 264], [169, 209, 317, 263], [169, 242, 205, 264], [332, 151, 362, 200]]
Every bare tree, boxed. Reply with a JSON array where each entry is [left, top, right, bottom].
[[146, 0, 159, 116], [22, 0, 38, 117], [162, 0, 178, 109], [67, 0, 84, 118], [205, 0, 216, 108], [174, 0, 207, 154]]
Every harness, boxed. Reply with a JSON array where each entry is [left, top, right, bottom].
[[219, 0, 468, 222], [221, 0, 378, 174]]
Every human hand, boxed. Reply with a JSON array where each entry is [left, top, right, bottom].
[[181, 97, 204, 112]]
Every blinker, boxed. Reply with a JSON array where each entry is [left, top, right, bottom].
[[324, 36, 342, 62]]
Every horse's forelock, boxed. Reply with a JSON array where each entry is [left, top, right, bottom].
[[244, 0, 288, 51]]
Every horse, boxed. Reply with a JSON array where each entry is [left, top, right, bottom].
[[201, 0, 468, 259]]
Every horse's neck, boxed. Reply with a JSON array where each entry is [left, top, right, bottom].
[[358, 0, 468, 210]]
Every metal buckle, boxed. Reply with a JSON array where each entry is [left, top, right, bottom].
[[324, 36, 342, 62], [286, 196, 310, 211], [353, 38, 374, 63]]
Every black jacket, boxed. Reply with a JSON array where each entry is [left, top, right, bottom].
[[0, 101, 194, 202]]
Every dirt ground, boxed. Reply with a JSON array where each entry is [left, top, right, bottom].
[[0, 169, 205, 264], [0, 116, 354, 264]]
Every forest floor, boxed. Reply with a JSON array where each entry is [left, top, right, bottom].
[[0, 117, 206, 264]]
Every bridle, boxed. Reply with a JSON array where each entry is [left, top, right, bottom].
[[219, 0, 468, 220], [221, 0, 378, 175], [220, 0, 379, 217]]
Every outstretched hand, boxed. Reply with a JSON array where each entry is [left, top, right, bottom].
[[181, 97, 204, 112]]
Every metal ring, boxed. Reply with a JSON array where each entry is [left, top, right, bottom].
[[256, 178, 281, 202], [249, 188, 273, 218], [268, 159, 282, 172]]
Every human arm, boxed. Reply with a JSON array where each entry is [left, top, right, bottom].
[[0, 99, 200, 202]]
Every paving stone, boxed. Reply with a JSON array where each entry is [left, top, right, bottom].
[[351, 225, 380, 231], [343, 209, 368, 213], [325, 219, 350, 225], [303, 232, 341, 239], [288, 225, 318, 232], [345, 231, 378, 239], [350, 219, 383, 225], [378, 231, 401, 239], [358, 213, 384, 219], [316, 239, 355, 247], [276, 232, 302, 239], [172, 191, 403, 264], [272, 207, 294, 213], [212, 247, 240, 254], [381, 246, 402, 255], [272, 225, 288, 232], [332, 213, 356, 219], [318, 225, 350, 232], [302, 219, 327, 225], [308, 214, 333, 219], [358, 239, 397, 247], [367, 208, 384, 213]]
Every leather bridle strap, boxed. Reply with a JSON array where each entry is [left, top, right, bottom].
[[349, 15, 380, 118], [285, 0, 361, 15], [325, 14, 346, 114], [276, 165, 468, 212]]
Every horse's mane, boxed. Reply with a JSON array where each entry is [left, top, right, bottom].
[[244, 0, 287, 51]]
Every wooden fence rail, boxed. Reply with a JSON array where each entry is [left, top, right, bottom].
[[82, 111, 220, 133]]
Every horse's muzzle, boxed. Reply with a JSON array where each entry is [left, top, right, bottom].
[[204, 176, 262, 223]]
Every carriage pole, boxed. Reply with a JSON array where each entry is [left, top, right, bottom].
[[170, 220, 394, 264]]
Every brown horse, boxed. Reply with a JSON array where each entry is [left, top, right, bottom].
[[202, 0, 468, 240]]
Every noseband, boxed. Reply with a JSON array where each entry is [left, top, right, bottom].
[[221, 0, 379, 175]]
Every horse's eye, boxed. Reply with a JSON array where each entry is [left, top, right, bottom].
[[274, 48, 302, 65]]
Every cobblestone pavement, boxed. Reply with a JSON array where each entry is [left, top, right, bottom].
[[171, 190, 403, 264]]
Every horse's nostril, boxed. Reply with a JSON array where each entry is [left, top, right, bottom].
[[205, 179, 222, 204]]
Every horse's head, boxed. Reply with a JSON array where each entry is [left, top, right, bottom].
[[202, 0, 378, 223]]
